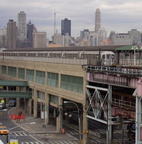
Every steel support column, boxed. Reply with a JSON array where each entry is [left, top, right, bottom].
[[107, 85, 112, 144], [136, 96, 142, 144]]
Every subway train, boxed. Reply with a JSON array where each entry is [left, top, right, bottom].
[[0, 50, 115, 66]]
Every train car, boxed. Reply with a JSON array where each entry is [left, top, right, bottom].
[[101, 51, 115, 66], [0, 49, 115, 66]]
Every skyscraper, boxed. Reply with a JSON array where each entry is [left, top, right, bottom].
[[17, 11, 27, 41], [7, 20, 16, 49], [61, 18, 71, 36], [27, 21, 34, 47], [95, 8, 101, 32]]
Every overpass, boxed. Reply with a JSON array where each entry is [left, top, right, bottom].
[[0, 80, 32, 99]]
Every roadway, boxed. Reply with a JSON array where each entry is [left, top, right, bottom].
[[0, 107, 43, 144]]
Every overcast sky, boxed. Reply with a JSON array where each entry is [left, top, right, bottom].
[[0, 0, 142, 39]]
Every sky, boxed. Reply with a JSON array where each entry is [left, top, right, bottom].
[[0, 0, 142, 39]]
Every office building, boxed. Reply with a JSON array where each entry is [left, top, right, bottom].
[[128, 29, 141, 45], [27, 21, 34, 48], [33, 31, 47, 48], [109, 32, 132, 45], [95, 8, 101, 32], [80, 29, 90, 41], [7, 20, 16, 49], [17, 11, 27, 41], [61, 18, 71, 36], [0, 28, 7, 48]]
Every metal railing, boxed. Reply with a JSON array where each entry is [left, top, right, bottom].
[[84, 65, 142, 76]]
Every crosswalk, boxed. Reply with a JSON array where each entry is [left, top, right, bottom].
[[10, 130, 79, 137], [10, 131, 80, 144], [20, 141, 79, 144]]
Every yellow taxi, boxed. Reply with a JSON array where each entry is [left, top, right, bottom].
[[0, 126, 9, 135]]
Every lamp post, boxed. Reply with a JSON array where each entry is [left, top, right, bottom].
[[9, 122, 36, 131], [64, 101, 82, 142]]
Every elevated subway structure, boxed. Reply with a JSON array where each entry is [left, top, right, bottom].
[[0, 45, 142, 144]]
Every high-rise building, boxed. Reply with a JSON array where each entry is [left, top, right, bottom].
[[80, 29, 90, 41], [7, 20, 16, 49], [61, 18, 71, 36], [27, 21, 34, 47], [95, 8, 101, 32], [33, 31, 47, 48], [17, 11, 27, 41], [0, 27, 7, 48]]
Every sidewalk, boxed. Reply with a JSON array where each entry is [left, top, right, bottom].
[[8, 107, 79, 143]]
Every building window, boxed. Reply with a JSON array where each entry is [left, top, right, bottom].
[[47, 72, 58, 87], [37, 91, 45, 100], [18, 68, 25, 79], [36, 71, 45, 84], [61, 74, 83, 93], [26, 69, 34, 81], [1, 66, 6, 75], [8, 66, 16, 77]]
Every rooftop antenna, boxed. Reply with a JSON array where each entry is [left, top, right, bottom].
[[54, 11, 56, 35]]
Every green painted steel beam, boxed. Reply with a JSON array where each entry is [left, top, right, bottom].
[[0, 91, 32, 98], [0, 80, 29, 86]]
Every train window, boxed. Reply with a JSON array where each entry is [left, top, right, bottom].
[[102, 55, 105, 59], [107, 54, 110, 59]]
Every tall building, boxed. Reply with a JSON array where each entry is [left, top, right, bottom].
[[95, 8, 101, 32], [0, 27, 7, 48], [33, 31, 47, 48], [7, 20, 16, 49], [61, 18, 71, 36], [80, 29, 90, 41], [128, 29, 141, 45], [27, 21, 34, 48], [17, 11, 27, 41]]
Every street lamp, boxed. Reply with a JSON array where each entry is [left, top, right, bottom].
[[64, 101, 82, 142], [9, 122, 36, 131]]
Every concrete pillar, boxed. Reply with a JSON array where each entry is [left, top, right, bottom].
[[24, 99, 27, 112], [28, 99, 32, 114], [24, 68, 26, 80], [82, 104, 88, 144], [16, 87, 20, 109], [44, 93, 49, 124], [33, 88, 38, 118], [56, 97, 63, 132], [16, 67, 18, 78], [26, 99, 32, 114]]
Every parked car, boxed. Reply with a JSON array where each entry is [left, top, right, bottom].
[[0, 126, 9, 135], [8, 99, 16, 107]]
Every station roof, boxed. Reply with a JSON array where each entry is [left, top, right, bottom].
[[116, 45, 142, 51], [3, 45, 126, 52]]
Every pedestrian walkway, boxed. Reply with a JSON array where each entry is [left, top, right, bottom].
[[8, 107, 79, 144]]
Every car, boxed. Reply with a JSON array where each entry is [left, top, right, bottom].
[[8, 99, 16, 107], [0, 126, 9, 135]]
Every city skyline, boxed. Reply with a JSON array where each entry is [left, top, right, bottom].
[[0, 0, 142, 39]]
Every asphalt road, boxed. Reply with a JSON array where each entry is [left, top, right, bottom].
[[0, 107, 43, 144]]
